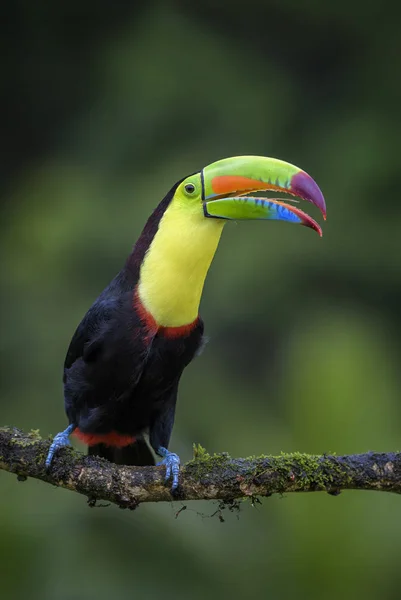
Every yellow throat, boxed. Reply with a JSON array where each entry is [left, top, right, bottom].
[[138, 200, 225, 327]]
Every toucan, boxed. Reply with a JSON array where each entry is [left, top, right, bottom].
[[46, 155, 326, 489]]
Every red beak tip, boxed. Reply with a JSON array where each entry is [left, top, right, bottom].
[[312, 223, 323, 237]]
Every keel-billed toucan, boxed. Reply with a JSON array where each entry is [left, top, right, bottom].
[[46, 155, 326, 489]]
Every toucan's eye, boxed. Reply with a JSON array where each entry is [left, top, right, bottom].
[[184, 183, 196, 194]]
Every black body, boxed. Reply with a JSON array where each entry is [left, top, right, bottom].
[[63, 183, 204, 465]]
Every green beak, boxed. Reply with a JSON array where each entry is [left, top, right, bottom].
[[201, 156, 326, 236]]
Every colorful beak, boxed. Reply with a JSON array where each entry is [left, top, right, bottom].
[[201, 155, 326, 236]]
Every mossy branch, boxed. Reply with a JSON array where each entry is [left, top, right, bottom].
[[1, 426, 401, 509]]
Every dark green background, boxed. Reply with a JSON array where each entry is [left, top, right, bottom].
[[1, 2, 401, 599]]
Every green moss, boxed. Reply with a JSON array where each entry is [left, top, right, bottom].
[[261, 452, 352, 491], [192, 443, 210, 460], [187, 447, 355, 495], [10, 433, 41, 447], [187, 445, 232, 480], [35, 451, 47, 466], [29, 429, 41, 439], [2, 427, 43, 448], [277, 452, 326, 489], [240, 451, 352, 493]]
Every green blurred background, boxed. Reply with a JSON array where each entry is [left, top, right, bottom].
[[1, 2, 401, 599]]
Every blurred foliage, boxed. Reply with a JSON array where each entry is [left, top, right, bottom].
[[1, 2, 401, 599]]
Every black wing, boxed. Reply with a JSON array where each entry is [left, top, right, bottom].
[[63, 289, 150, 432], [64, 270, 132, 372]]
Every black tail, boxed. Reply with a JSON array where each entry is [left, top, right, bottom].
[[88, 438, 155, 466]]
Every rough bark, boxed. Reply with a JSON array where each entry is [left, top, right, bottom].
[[1, 426, 401, 509]]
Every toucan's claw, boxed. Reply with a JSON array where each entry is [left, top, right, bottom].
[[46, 424, 75, 468], [157, 447, 180, 490]]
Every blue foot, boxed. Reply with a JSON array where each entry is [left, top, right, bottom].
[[46, 424, 75, 468], [157, 446, 180, 490]]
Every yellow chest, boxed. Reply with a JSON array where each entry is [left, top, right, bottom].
[[137, 202, 224, 327]]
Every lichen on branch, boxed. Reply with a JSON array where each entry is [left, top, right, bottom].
[[1, 426, 401, 509]]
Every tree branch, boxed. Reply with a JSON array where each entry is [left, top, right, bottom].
[[1, 426, 401, 509]]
